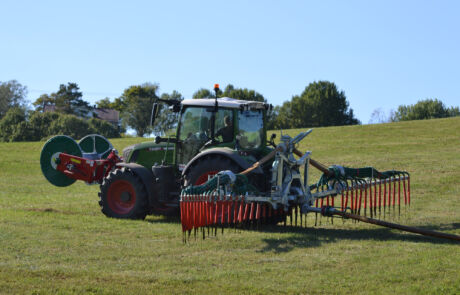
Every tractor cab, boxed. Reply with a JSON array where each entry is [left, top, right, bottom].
[[175, 97, 268, 167]]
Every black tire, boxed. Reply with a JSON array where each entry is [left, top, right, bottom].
[[99, 167, 149, 219], [184, 155, 241, 187]]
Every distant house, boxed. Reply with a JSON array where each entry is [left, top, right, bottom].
[[43, 105, 120, 127], [43, 105, 57, 112], [94, 108, 120, 127]]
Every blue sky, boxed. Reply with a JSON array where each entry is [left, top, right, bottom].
[[1, 0, 459, 123]]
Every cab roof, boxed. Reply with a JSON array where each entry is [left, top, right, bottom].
[[181, 97, 267, 110]]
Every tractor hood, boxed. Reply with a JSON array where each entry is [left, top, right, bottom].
[[123, 141, 174, 168]]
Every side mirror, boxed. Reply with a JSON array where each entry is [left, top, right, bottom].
[[150, 103, 159, 127]]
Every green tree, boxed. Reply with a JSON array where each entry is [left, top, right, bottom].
[[119, 83, 159, 137], [96, 85, 182, 137], [54, 83, 91, 116], [447, 106, 460, 117], [32, 83, 91, 117], [95, 97, 112, 109], [272, 81, 359, 129], [393, 99, 460, 121], [192, 84, 265, 102], [222, 84, 266, 102], [0, 80, 28, 119], [95, 97, 126, 113], [193, 88, 215, 99]]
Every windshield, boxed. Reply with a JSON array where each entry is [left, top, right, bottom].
[[177, 107, 234, 164], [238, 110, 264, 149], [177, 107, 211, 164], [179, 107, 212, 142]]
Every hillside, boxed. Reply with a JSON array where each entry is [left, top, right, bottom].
[[0, 117, 459, 294]]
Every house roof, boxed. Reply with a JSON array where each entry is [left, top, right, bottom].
[[95, 108, 119, 122], [43, 105, 57, 112]]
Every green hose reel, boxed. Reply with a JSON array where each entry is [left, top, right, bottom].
[[40, 134, 113, 187]]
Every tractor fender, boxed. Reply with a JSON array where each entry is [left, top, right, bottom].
[[115, 163, 159, 208], [181, 148, 263, 177]]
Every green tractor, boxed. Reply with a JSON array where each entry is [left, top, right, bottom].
[[40, 88, 274, 219]]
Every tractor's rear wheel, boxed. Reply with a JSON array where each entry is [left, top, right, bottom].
[[99, 168, 148, 219]]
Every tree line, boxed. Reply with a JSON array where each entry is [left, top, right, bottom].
[[0, 79, 458, 142], [0, 82, 120, 142]]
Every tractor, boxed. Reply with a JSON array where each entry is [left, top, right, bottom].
[[40, 85, 275, 219]]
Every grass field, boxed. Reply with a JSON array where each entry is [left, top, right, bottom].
[[0, 117, 459, 294]]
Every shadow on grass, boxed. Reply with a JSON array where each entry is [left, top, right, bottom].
[[145, 213, 459, 250], [25, 207, 459, 249], [419, 222, 460, 231], [254, 223, 460, 253], [145, 214, 181, 224]]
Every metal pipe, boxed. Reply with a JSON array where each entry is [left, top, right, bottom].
[[306, 207, 460, 242], [293, 148, 334, 177]]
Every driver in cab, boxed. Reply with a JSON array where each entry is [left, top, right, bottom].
[[215, 115, 233, 142]]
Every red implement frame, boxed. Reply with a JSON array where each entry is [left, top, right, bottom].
[[56, 151, 121, 184]]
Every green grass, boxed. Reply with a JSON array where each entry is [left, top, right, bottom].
[[1, 117, 459, 294]]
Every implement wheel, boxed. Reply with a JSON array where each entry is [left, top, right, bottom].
[[99, 168, 148, 219]]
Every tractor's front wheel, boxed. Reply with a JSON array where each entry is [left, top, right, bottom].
[[99, 168, 148, 219]]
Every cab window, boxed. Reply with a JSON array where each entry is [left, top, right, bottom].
[[177, 107, 212, 164], [238, 110, 263, 149]]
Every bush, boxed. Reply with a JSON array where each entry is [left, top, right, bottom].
[[0, 107, 27, 142], [0, 110, 121, 142], [393, 99, 460, 121], [88, 118, 120, 138], [28, 111, 61, 140], [10, 121, 34, 142], [48, 114, 94, 139]]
